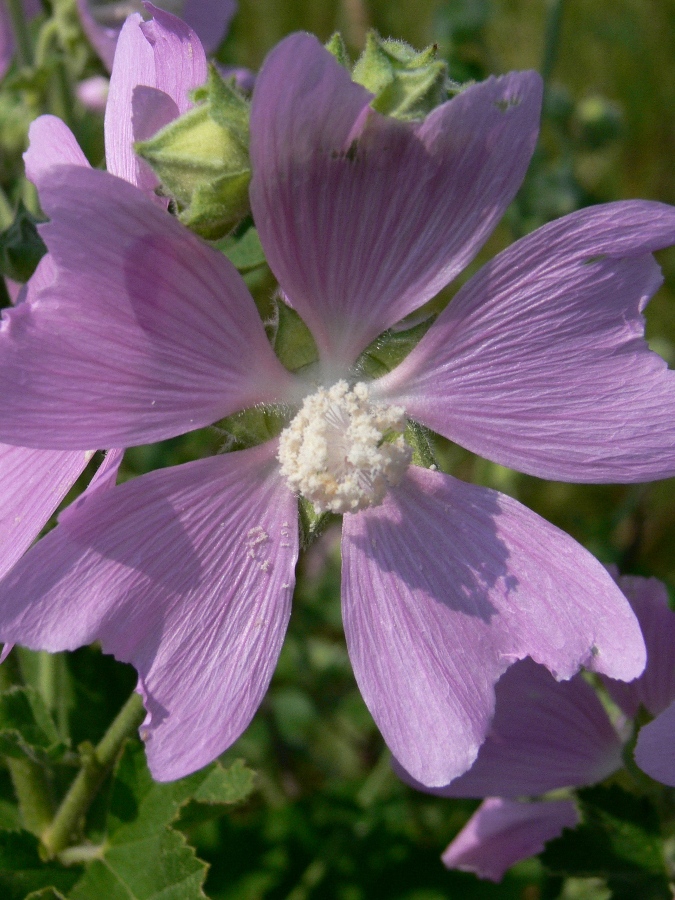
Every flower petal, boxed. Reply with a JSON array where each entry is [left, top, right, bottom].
[[395, 658, 622, 798], [0, 444, 299, 780], [634, 700, 675, 786], [140, 5, 207, 116], [105, 8, 206, 192], [76, 0, 118, 71], [442, 798, 579, 882], [250, 33, 542, 369], [0, 445, 91, 581], [603, 576, 675, 718], [0, 165, 300, 450], [23, 115, 90, 182], [180, 0, 236, 55], [341, 466, 644, 786], [376, 201, 675, 482]]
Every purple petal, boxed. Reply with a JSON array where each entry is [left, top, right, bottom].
[[0, 445, 92, 582], [603, 576, 675, 718], [0, 444, 299, 780], [395, 658, 622, 798], [76, 0, 118, 71], [376, 201, 675, 483], [181, 0, 236, 55], [0, 165, 301, 450], [105, 9, 206, 192], [442, 798, 579, 882], [76, 75, 109, 113], [140, 6, 207, 116], [341, 466, 644, 787], [634, 700, 675, 786], [250, 33, 542, 370], [24, 116, 90, 182], [78, 1, 234, 71], [0, 252, 94, 580]]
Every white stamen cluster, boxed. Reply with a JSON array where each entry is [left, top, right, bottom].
[[278, 381, 412, 515]]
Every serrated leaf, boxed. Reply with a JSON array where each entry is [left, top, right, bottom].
[[0, 830, 79, 900], [0, 687, 67, 764], [191, 759, 255, 806], [68, 827, 206, 900], [25, 888, 68, 900], [107, 742, 255, 838]]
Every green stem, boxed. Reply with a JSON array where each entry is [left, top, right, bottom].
[[41, 692, 146, 858], [541, 0, 566, 85], [0, 185, 13, 230], [0, 658, 55, 836], [4, 0, 34, 68]]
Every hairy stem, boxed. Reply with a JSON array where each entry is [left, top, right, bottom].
[[41, 691, 146, 858], [0, 658, 55, 835]]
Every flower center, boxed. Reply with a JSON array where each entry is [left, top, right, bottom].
[[278, 381, 412, 515]]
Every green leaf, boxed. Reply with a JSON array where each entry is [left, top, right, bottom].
[[67, 744, 255, 900], [25, 889, 68, 900], [0, 830, 79, 900], [217, 224, 266, 272], [191, 759, 255, 806], [0, 204, 47, 283], [541, 786, 670, 897], [0, 687, 67, 765], [67, 828, 206, 900]]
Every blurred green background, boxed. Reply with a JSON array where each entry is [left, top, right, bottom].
[[2, 1, 675, 898]]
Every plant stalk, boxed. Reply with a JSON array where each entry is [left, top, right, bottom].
[[41, 691, 146, 858], [4, 0, 34, 67]]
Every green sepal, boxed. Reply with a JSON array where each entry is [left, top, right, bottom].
[[217, 222, 266, 272], [269, 296, 318, 374], [352, 31, 449, 121], [405, 420, 438, 469], [325, 32, 350, 69], [298, 498, 337, 551], [0, 686, 67, 765], [0, 203, 47, 283], [136, 66, 251, 240], [215, 405, 289, 453], [353, 313, 436, 379]]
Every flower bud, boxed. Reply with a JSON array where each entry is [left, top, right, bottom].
[[135, 65, 250, 239]]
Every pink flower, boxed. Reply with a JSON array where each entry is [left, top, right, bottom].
[[0, 8, 202, 599], [441, 797, 579, 883], [0, 34, 673, 784], [76, 0, 236, 71], [428, 576, 675, 881]]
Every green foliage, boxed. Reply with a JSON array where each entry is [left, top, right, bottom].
[[0, 686, 66, 765], [542, 786, 671, 899], [67, 744, 255, 900], [0, 204, 47, 283], [0, 830, 79, 900]]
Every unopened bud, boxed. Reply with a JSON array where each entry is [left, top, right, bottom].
[[135, 65, 251, 239]]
